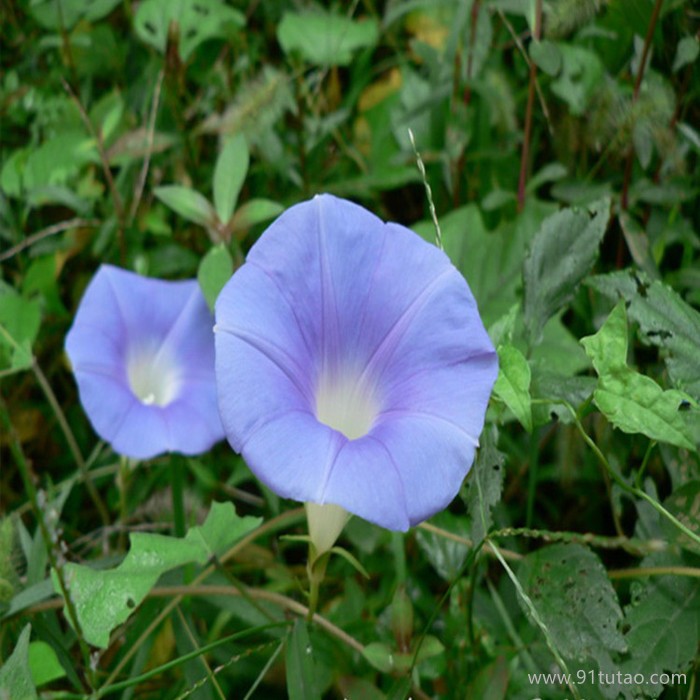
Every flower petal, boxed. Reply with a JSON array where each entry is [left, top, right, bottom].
[[66, 265, 223, 459]]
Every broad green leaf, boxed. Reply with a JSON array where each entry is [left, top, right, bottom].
[[28, 641, 65, 687], [0, 625, 38, 700], [518, 544, 626, 681], [362, 642, 395, 674], [494, 344, 532, 432], [277, 10, 379, 67], [28, 0, 121, 30], [231, 199, 284, 232], [662, 481, 700, 556], [587, 269, 700, 399], [529, 39, 562, 76], [581, 302, 697, 450], [213, 133, 249, 224], [673, 36, 699, 73], [618, 551, 700, 698], [463, 427, 505, 545], [338, 677, 386, 700], [198, 244, 233, 312], [134, 0, 245, 61], [54, 503, 260, 647], [154, 185, 217, 228], [414, 200, 557, 327], [286, 620, 321, 700], [523, 197, 609, 345], [0, 289, 41, 374]]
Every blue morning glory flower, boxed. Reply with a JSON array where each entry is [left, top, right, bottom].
[[65, 265, 224, 459], [214, 195, 498, 531]]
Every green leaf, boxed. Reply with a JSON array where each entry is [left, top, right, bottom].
[[28, 0, 121, 30], [198, 244, 233, 312], [231, 198, 284, 232], [0, 288, 41, 374], [550, 44, 604, 115], [464, 426, 506, 545], [673, 36, 699, 73], [277, 10, 379, 67], [523, 197, 610, 345], [0, 625, 38, 700], [134, 0, 245, 61], [286, 620, 321, 700], [587, 269, 700, 399], [493, 344, 532, 432], [618, 551, 700, 698], [517, 544, 627, 681], [529, 39, 562, 76], [28, 641, 66, 687], [362, 641, 395, 674], [415, 511, 471, 581], [154, 185, 217, 228], [213, 133, 249, 224], [581, 302, 697, 450], [54, 503, 260, 647], [662, 481, 700, 556]]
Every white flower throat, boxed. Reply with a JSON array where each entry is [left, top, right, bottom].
[[126, 343, 181, 407], [314, 369, 379, 440]]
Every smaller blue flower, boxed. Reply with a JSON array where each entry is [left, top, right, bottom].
[[66, 265, 224, 459]]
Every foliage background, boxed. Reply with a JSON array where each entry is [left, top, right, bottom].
[[1, 0, 699, 698]]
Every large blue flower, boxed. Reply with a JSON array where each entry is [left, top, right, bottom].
[[66, 265, 224, 459], [215, 195, 498, 531]]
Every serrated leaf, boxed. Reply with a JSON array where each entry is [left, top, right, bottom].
[[198, 244, 233, 312], [54, 503, 260, 647], [154, 185, 217, 228], [619, 551, 700, 698], [662, 481, 700, 556], [213, 133, 249, 224], [494, 344, 532, 432], [581, 302, 697, 450], [0, 625, 38, 700], [277, 10, 379, 67], [587, 269, 700, 399], [518, 544, 626, 682], [286, 620, 321, 700], [523, 197, 610, 345], [231, 198, 284, 233], [464, 426, 505, 544]]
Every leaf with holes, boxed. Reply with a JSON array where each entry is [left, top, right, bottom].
[[518, 544, 627, 695], [463, 426, 505, 545], [134, 0, 245, 61], [581, 302, 697, 450], [523, 197, 610, 345], [53, 503, 260, 647], [587, 269, 700, 400], [618, 551, 700, 698]]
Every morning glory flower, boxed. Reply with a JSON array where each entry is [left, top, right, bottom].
[[66, 265, 224, 460], [214, 194, 498, 531]]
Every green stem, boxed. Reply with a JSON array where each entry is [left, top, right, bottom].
[[306, 549, 329, 621], [171, 456, 186, 538]]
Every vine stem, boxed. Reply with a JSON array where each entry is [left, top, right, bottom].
[[620, 0, 664, 210], [517, 0, 542, 212]]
